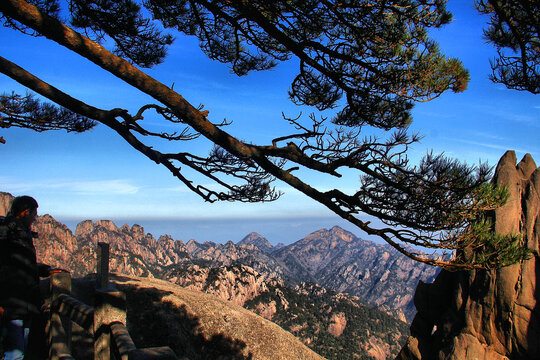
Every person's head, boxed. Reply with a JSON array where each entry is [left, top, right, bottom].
[[8, 195, 39, 227]]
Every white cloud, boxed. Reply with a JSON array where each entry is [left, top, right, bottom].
[[476, 104, 539, 126], [1, 178, 139, 195], [442, 137, 537, 155], [67, 180, 139, 195], [470, 131, 506, 141]]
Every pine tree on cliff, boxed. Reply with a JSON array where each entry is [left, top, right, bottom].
[[0, 0, 531, 268]]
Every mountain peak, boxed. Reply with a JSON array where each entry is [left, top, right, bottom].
[[96, 220, 120, 233], [300, 226, 356, 247], [238, 232, 273, 253], [328, 226, 355, 241]]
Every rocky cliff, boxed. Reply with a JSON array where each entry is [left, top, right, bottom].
[[0, 191, 13, 215], [273, 226, 439, 321], [244, 281, 409, 360], [162, 263, 409, 360], [398, 151, 540, 360], [163, 263, 273, 307], [106, 274, 326, 360]]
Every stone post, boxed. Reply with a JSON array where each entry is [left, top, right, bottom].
[[94, 289, 127, 360], [49, 271, 73, 358], [97, 242, 110, 290], [51, 271, 71, 304]]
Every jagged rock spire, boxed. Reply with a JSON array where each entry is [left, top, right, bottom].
[[397, 151, 540, 360]]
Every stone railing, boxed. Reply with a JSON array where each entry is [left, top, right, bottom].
[[46, 242, 177, 360]]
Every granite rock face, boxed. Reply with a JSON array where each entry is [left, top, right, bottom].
[[163, 263, 271, 307], [273, 226, 439, 321], [111, 274, 326, 360], [397, 151, 540, 360], [0, 191, 13, 216], [160, 262, 410, 360]]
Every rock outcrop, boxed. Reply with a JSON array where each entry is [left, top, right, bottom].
[[161, 262, 410, 360], [0, 191, 13, 215], [273, 226, 439, 321], [164, 263, 271, 307], [243, 280, 409, 360], [108, 274, 326, 360], [328, 312, 347, 337], [397, 151, 540, 360]]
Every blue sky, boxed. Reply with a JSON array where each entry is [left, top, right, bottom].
[[1, 2, 538, 244]]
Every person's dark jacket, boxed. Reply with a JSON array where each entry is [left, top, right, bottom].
[[0, 215, 50, 321]]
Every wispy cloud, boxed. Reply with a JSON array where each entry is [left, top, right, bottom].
[[1, 178, 139, 195], [475, 104, 539, 126], [469, 131, 506, 141], [442, 137, 536, 155], [66, 180, 139, 195]]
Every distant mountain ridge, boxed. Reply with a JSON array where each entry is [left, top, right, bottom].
[[29, 214, 437, 321]]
